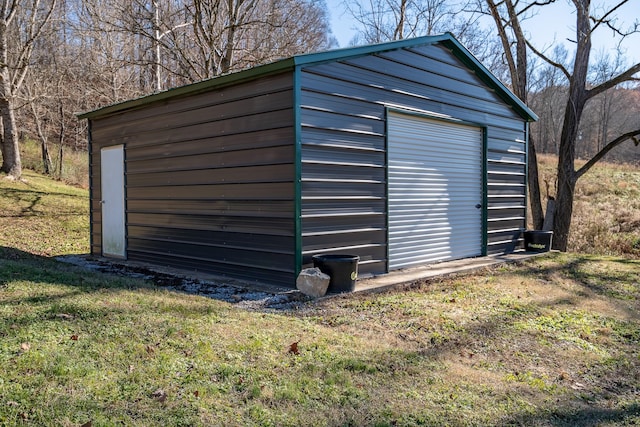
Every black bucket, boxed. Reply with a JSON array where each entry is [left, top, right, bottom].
[[524, 230, 553, 253], [312, 254, 359, 293]]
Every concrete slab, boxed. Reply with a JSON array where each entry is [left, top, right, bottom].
[[353, 251, 549, 295]]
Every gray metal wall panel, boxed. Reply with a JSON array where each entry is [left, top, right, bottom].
[[88, 72, 297, 287], [300, 41, 528, 274]]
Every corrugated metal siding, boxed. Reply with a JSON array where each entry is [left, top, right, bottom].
[[88, 72, 297, 286], [299, 42, 527, 274], [387, 112, 483, 268]]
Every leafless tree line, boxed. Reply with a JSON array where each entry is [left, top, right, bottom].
[[0, 0, 333, 180], [1, 0, 638, 252], [346, 0, 640, 250], [529, 51, 640, 164]]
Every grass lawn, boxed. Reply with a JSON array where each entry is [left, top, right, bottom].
[[1, 169, 639, 426]]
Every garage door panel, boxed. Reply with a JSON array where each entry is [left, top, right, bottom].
[[388, 112, 483, 270]]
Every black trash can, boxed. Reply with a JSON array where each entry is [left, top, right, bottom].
[[524, 230, 553, 252], [312, 254, 359, 293]]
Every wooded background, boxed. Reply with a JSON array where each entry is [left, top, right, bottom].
[[1, 0, 639, 250], [2, 0, 638, 167]]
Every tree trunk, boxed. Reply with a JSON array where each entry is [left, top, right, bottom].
[[0, 96, 21, 179], [31, 102, 53, 174], [528, 134, 544, 230], [553, 153, 576, 251], [0, 19, 22, 179], [58, 104, 65, 177], [553, 86, 586, 251], [551, 0, 591, 251]]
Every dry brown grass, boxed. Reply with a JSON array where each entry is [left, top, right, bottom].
[[535, 154, 640, 258]]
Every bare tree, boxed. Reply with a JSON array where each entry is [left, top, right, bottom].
[[0, 0, 57, 180], [483, 0, 546, 229], [345, 0, 475, 44], [487, 0, 640, 250], [529, 48, 568, 155], [3, 0, 331, 183], [83, 0, 332, 93]]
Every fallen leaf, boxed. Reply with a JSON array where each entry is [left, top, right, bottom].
[[70, 334, 79, 341], [80, 421, 92, 427], [193, 390, 199, 398], [6, 401, 19, 407], [288, 340, 300, 355], [20, 342, 30, 352], [146, 345, 155, 355]]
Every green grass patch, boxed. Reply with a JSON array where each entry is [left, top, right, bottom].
[[1, 170, 640, 425], [0, 170, 89, 257]]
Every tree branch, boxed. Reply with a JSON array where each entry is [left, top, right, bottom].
[[517, 0, 557, 18], [587, 62, 640, 99], [12, 0, 58, 93], [525, 38, 571, 80], [486, 0, 519, 89], [575, 129, 640, 180], [589, 0, 629, 34], [3, 0, 18, 24]]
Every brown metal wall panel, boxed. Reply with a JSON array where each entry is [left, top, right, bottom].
[[91, 92, 292, 142], [128, 199, 293, 216], [127, 212, 293, 235], [127, 251, 296, 286], [127, 145, 293, 174], [125, 128, 294, 161], [128, 226, 294, 251], [300, 41, 528, 273], [126, 182, 293, 202], [101, 109, 294, 149], [87, 72, 297, 287], [127, 164, 294, 188], [90, 73, 293, 134], [128, 238, 293, 271]]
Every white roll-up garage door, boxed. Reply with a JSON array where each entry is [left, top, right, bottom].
[[388, 112, 483, 269]]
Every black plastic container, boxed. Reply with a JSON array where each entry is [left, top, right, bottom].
[[312, 254, 360, 293], [524, 230, 553, 252]]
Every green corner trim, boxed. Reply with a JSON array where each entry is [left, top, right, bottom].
[[293, 67, 303, 277]]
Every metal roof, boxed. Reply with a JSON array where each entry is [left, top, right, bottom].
[[77, 32, 538, 122]]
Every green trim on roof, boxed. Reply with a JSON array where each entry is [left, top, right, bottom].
[[77, 33, 537, 122]]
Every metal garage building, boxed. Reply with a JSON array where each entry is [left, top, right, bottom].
[[79, 33, 538, 288]]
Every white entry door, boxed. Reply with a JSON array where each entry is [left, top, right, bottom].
[[100, 145, 126, 258], [387, 112, 483, 269]]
